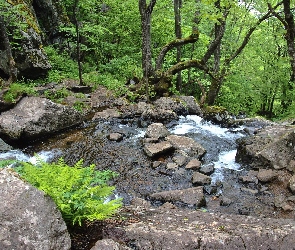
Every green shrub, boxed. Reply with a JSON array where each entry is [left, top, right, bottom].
[[15, 158, 122, 226], [3, 82, 36, 103], [44, 87, 70, 103], [0, 159, 19, 168], [44, 46, 79, 82]]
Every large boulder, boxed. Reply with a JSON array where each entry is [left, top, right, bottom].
[[166, 135, 206, 158], [154, 97, 188, 115], [0, 168, 71, 249], [150, 187, 206, 207], [123, 204, 295, 249], [236, 125, 295, 170], [177, 96, 203, 115], [145, 123, 170, 139], [140, 108, 178, 127], [0, 0, 52, 80], [143, 141, 174, 158], [0, 138, 13, 152], [0, 97, 84, 140], [15, 28, 51, 79]]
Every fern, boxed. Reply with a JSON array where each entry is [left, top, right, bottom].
[[15, 157, 122, 226]]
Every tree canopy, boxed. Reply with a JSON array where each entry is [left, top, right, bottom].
[[1, 0, 295, 119]]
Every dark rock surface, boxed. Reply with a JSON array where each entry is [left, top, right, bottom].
[[192, 172, 212, 185], [166, 135, 206, 158], [0, 138, 13, 152], [150, 187, 206, 207], [0, 97, 84, 140], [145, 123, 170, 139], [143, 141, 173, 158], [236, 125, 295, 170], [0, 168, 71, 250], [122, 204, 295, 250]]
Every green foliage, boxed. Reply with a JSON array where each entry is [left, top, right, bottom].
[[0, 159, 19, 168], [3, 82, 36, 103], [73, 100, 88, 112], [44, 87, 70, 103], [44, 46, 79, 82], [16, 158, 122, 226]]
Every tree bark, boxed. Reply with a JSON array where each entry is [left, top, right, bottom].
[[268, 1, 294, 110], [174, 0, 182, 91], [73, 0, 83, 85], [139, 0, 157, 79], [282, 0, 295, 81], [155, 34, 199, 71]]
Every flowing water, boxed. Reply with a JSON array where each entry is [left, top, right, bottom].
[[0, 115, 278, 217]]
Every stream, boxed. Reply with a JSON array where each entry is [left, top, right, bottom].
[[0, 115, 279, 218]]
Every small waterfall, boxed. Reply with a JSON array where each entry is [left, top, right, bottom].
[[0, 149, 60, 165], [170, 115, 245, 182]]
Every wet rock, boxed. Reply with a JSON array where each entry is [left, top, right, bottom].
[[90, 239, 129, 250], [172, 154, 187, 167], [142, 138, 158, 143], [67, 85, 92, 94], [192, 172, 211, 185], [150, 187, 206, 207], [203, 185, 218, 195], [236, 125, 295, 170], [92, 108, 121, 120], [177, 96, 203, 115], [166, 135, 206, 158], [159, 202, 177, 210], [282, 204, 293, 212], [288, 175, 295, 194], [0, 97, 84, 140], [239, 170, 258, 184], [257, 169, 277, 183], [203, 106, 231, 126], [143, 141, 173, 158], [140, 108, 178, 127], [166, 162, 178, 170], [199, 163, 215, 175], [287, 195, 295, 202], [220, 196, 232, 206], [274, 195, 286, 209], [130, 197, 152, 210], [287, 159, 295, 173], [0, 168, 71, 250], [241, 187, 259, 195], [145, 123, 170, 139], [152, 161, 162, 168], [154, 97, 187, 115], [108, 133, 123, 142], [124, 205, 295, 250], [185, 158, 201, 170], [238, 207, 250, 215], [0, 138, 13, 152], [90, 86, 128, 109]]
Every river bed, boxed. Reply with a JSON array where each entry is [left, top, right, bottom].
[[0, 115, 284, 218]]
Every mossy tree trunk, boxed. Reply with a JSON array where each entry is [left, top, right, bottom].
[[174, 0, 182, 92], [269, 0, 295, 110]]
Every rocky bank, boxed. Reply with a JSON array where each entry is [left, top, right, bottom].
[[0, 88, 295, 249]]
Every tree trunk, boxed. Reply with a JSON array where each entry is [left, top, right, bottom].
[[73, 0, 83, 85], [282, 0, 295, 82], [0, 15, 17, 85], [206, 77, 224, 106], [174, 0, 182, 92], [139, 0, 157, 79], [269, 0, 295, 110]]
